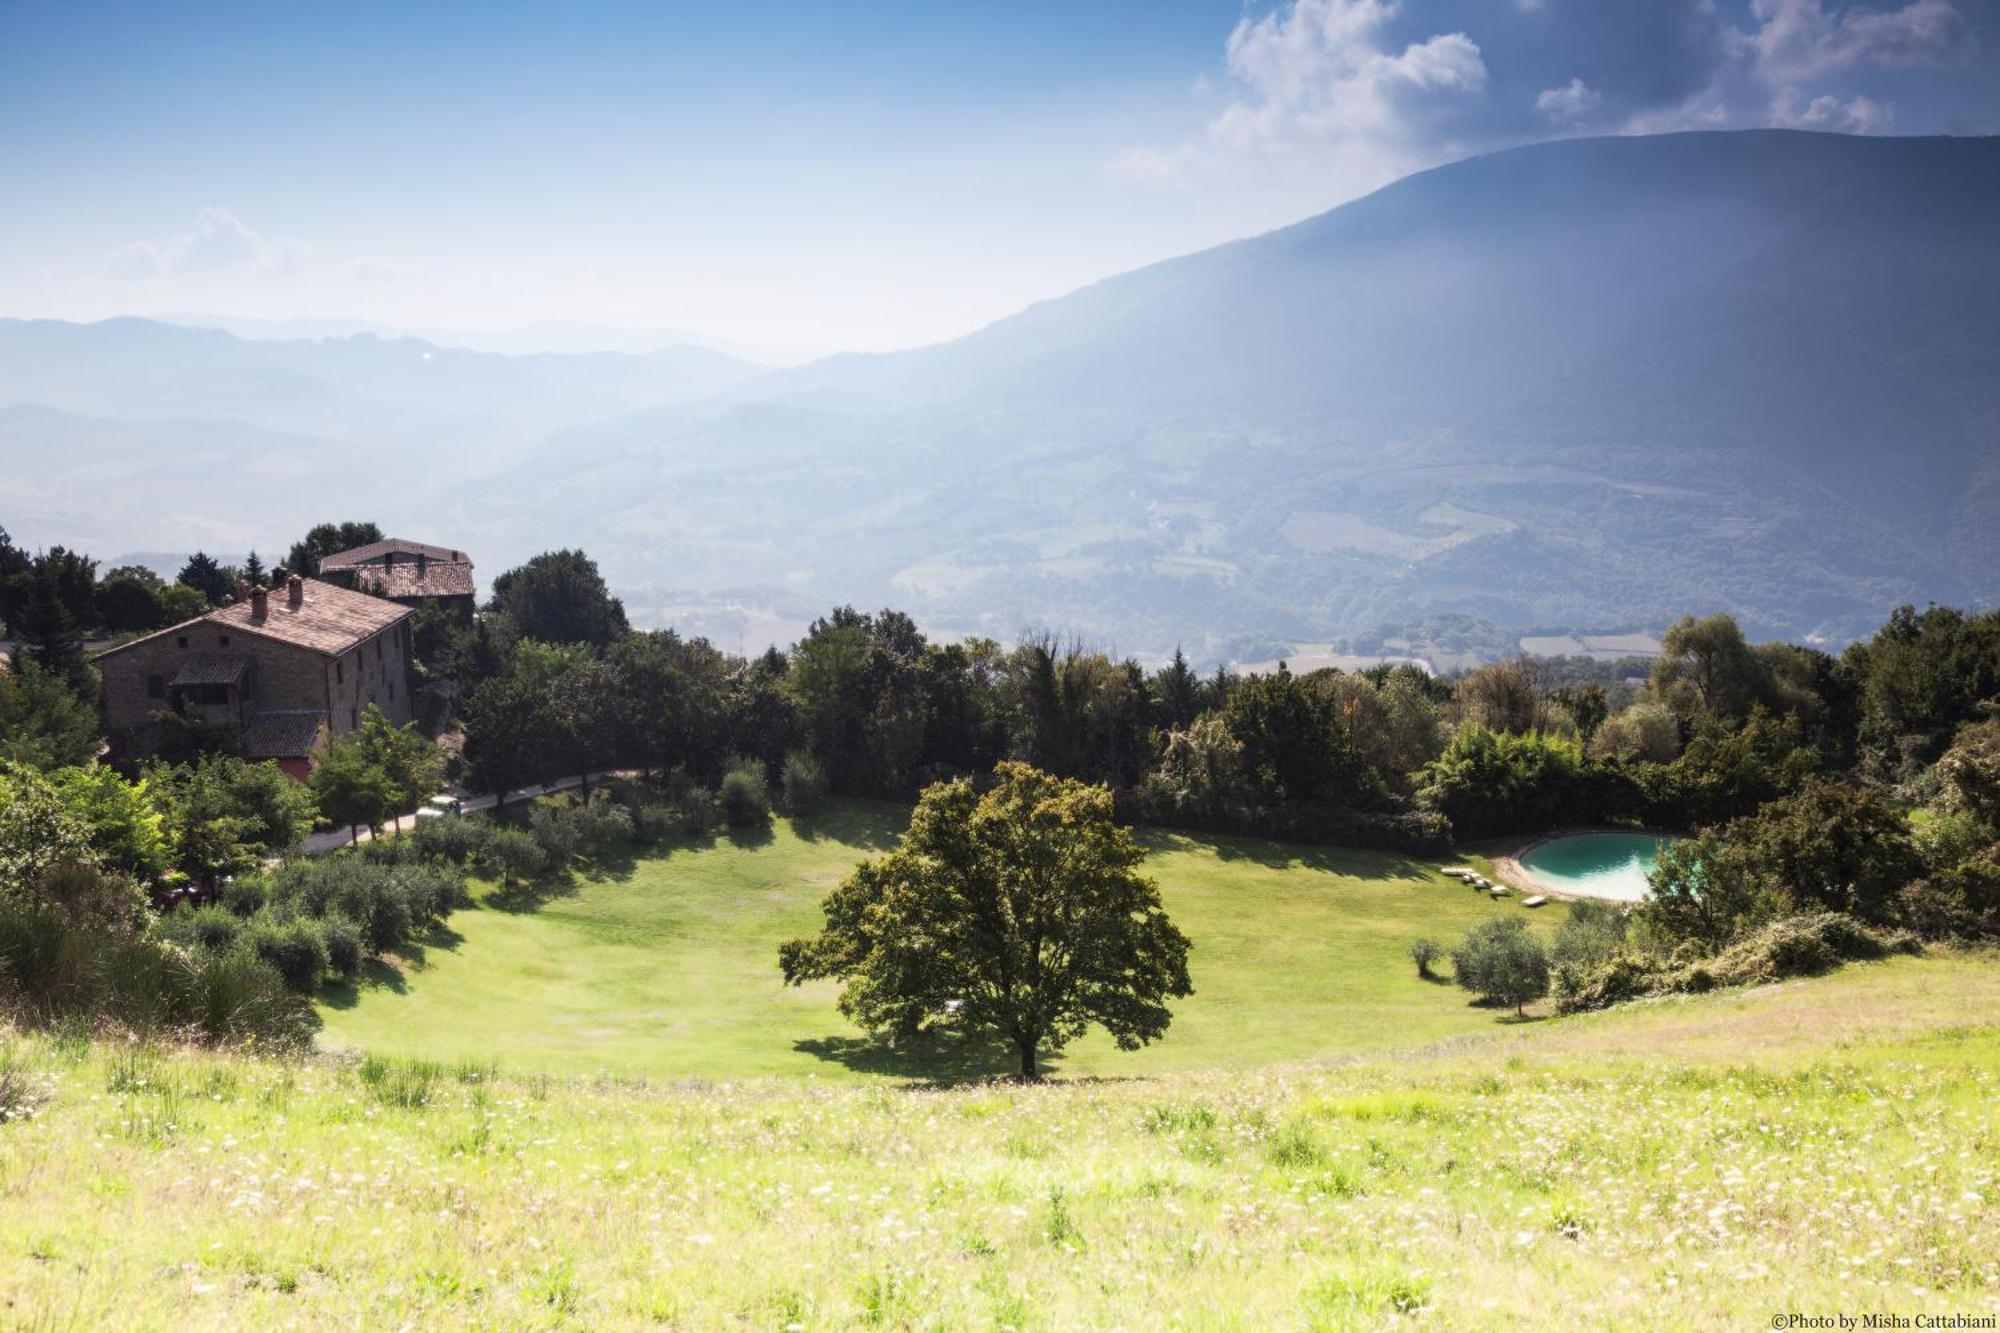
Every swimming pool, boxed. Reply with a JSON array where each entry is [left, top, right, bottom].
[[1517, 831, 1674, 903]]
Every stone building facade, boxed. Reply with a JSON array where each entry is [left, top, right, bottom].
[[95, 575, 415, 774]]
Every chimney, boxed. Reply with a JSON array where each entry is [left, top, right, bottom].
[[287, 575, 304, 609], [250, 586, 268, 619], [233, 579, 251, 604], [417, 551, 428, 573]]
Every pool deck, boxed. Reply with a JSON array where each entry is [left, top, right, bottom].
[[1489, 826, 1675, 903]]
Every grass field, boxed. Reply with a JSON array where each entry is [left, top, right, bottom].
[[3, 959, 1997, 1326], [318, 802, 1530, 1081]]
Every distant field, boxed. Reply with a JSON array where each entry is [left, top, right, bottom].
[[318, 802, 1527, 1081], [7, 959, 1998, 1326]]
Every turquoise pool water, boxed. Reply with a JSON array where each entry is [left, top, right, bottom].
[[1518, 832, 1674, 902]]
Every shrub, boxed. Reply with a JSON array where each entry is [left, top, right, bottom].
[[527, 803, 584, 865], [406, 813, 497, 868], [478, 827, 548, 885], [574, 792, 635, 849], [180, 946, 315, 1047], [1549, 900, 1628, 976], [779, 751, 829, 815], [249, 857, 467, 955], [1703, 912, 1915, 987], [1408, 939, 1444, 979], [631, 802, 679, 844], [719, 758, 772, 829], [321, 917, 364, 980], [1554, 950, 1669, 1013], [1451, 917, 1550, 1015], [219, 876, 267, 918], [184, 904, 243, 953], [0, 900, 312, 1048], [244, 918, 331, 992], [675, 789, 720, 838]]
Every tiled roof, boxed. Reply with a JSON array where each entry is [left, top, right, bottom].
[[320, 537, 468, 570], [241, 710, 328, 760], [170, 653, 249, 688], [95, 577, 411, 663], [356, 561, 476, 600]]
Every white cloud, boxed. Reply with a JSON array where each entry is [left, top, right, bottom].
[[1750, 0, 1975, 82], [1731, 0, 1976, 134], [1535, 77, 1601, 124], [1780, 90, 1896, 131], [105, 208, 309, 281], [1115, 0, 1486, 185]]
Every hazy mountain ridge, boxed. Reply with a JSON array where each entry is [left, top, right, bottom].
[[4, 131, 1996, 654]]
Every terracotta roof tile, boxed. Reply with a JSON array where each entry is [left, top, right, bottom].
[[320, 537, 468, 569], [241, 710, 328, 760], [169, 653, 250, 687], [94, 577, 411, 663], [355, 561, 476, 599]]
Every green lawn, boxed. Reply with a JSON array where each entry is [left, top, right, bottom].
[[318, 801, 1530, 1081], [7, 958, 1998, 1326]]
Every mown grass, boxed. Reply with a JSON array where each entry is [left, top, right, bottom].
[[319, 801, 1531, 1081], [3, 958, 1998, 1326]]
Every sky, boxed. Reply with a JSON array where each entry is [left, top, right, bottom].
[[2, 0, 1996, 360]]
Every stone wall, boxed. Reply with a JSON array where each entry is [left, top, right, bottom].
[[99, 617, 412, 756]]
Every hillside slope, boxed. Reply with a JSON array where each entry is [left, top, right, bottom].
[[3, 958, 1994, 1326]]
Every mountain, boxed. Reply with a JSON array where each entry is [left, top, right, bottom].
[[506, 129, 1997, 652], [0, 317, 762, 462], [157, 313, 775, 363], [4, 131, 1995, 656]]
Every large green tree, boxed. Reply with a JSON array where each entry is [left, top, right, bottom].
[[780, 762, 1192, 1078], [0, 659, 100, 769], [176, 551, 235, 606], [285, 521, 384, 578], [487, 549, 628, 648]]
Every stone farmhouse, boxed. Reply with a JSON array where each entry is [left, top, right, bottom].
[[94, 574, 415, 778], [318, 537, 475, 616]]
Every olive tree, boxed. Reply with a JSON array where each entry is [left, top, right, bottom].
[[1451, 917, 1550, 1016]]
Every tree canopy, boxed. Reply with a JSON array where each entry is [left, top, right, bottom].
[[780, 762, 1192, 1078]]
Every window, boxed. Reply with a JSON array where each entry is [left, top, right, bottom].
[[146, 675, 165, 699], [185, 683, 230, 707], [336, 660, 343, 684], [349, 708, 358, 729], [176, 636, 188, 649], [376, 638, 383, 661], [218, 635, 230, 647], [388, 681, 395, 702]]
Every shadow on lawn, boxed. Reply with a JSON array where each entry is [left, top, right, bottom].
[[318, 958, 408, 1010], [794, 1028, 1055, 1085], [788, 801, 905, 852], [1145, 827, 1434, 881]]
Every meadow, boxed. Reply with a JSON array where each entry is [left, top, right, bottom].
[[2, 959, 1996, 1327], [318, 802, 1530, 1081]]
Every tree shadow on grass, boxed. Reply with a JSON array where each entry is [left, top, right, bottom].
[[485, 871, 582, 914], [1466, 996, 1550, 1023], [794, 1027, 1055, 1086], [1144, 827, 1434, 881], [317, 958, 409, 1010], [723, 820, 776, 851], [788, 801, 906, 852]]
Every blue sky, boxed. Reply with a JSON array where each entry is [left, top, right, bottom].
[[3, 0, 1995, 358]]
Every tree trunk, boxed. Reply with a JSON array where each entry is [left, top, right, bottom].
[[1017, 1035, 1039, 1081]]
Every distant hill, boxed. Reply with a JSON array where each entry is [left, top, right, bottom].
[[495, 131, 2000, 650], [5, 131, 1996, 653]]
